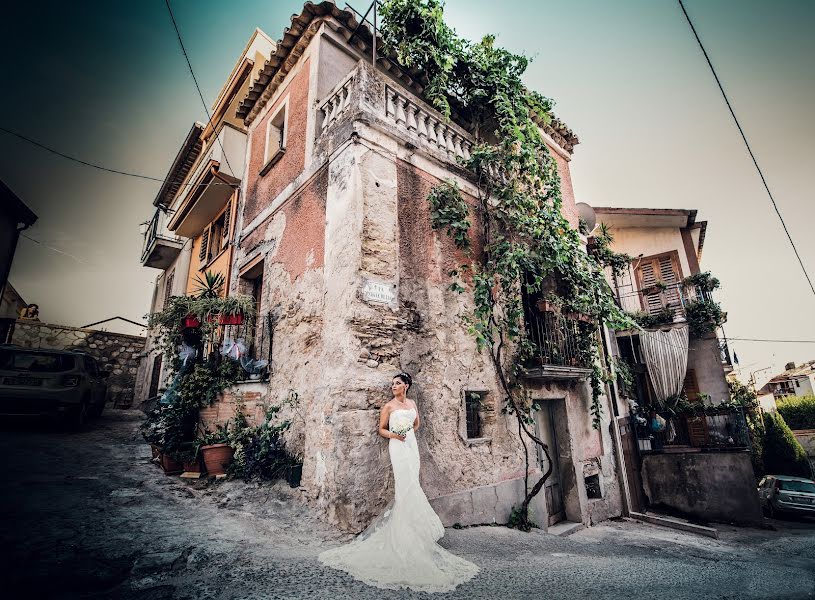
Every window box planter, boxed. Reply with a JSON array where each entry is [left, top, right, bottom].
[[183, 315, 201, 328], [200, 443, 234, 476], [218, 313, 244, 326]]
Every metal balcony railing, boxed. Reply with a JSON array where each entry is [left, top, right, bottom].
[[218, 312, 275, 381], [141, 208, 182, 267], [614, 281, 714, 321], [636, 407, 750, 453], [524, 302, 594, 370]]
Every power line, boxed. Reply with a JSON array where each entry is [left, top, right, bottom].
[[0, 126, 236, 189], [164, 0, 237, 177], [20, 233, 88, 265], [677, 0, 815, 299], [727, 337, 815, 344]]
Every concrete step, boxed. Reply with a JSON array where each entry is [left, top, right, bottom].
[[628, 511, 719, 539], [545, 521, 585, 537]]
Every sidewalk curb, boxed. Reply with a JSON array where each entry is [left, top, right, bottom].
[[627, 512, 719, 539]]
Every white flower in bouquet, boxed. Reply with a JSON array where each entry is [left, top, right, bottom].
[[390, 415, 413, 437]]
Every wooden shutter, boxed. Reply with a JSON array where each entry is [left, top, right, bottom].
[[221, 201, 232, 249], [636, 253, 681, 315], [163, 271, 175, 309], [199, 228, 210, 265], [683, 368, 700, 402]]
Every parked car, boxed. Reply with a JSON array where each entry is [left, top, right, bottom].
[[0, 345, 110, 428], [758, 475, 815, 519]]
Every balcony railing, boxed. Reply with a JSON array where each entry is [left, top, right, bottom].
[[141, 208, 183, 269], [315, 61, 475, 168], [635, 407, 750, 453], [218, 312, 275, 381], [523, 302, 594, 377], [614, 281, 713, 321], [719, 337, 734, 372]]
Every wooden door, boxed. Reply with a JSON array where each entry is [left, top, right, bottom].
[[534, 401, 566, 526], [617, 415, 646, 513]]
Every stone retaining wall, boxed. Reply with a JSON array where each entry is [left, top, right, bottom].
[[10, 320, 146, 407]]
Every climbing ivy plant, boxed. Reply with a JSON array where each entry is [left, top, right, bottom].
[[380, 0, 632, 530]]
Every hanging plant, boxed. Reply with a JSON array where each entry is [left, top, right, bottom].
[[380, 0, 633, 531]]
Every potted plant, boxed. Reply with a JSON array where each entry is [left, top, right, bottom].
[[196, 422, 234, 477]]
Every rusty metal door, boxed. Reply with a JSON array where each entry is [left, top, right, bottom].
[[617, 415, 646, 513]]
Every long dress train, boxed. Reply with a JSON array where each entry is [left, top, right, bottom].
[[318, 408, 479, 593]]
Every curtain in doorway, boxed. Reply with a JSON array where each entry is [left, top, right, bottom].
[[640, 324, 690, 407]]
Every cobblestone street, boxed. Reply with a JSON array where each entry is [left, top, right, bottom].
[[1, 409, 814, 600]]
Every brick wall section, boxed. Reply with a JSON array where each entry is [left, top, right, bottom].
[[396, 159, 483, 285], [10, 320, 146, 407], [243, 59, 311, 225], [198, 386, 268, 431]]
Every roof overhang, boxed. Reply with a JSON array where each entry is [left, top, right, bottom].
[[594, 207, 697, 230], [0, 179, 37, 226], [166, 161, 237, 237], [236, 1, 577, 149], [153, 122, 205, 208]]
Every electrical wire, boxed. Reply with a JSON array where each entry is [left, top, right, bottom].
[[164, 0, 237, 178], [20, 232, 88, 265], [0, 126, 236, 189], [677, 0, 815, 299]]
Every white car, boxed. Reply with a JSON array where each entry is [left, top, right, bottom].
[[758, 475, 815, 519]]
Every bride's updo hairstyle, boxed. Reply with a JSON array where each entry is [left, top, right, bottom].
[[394, 372, 412, 393]]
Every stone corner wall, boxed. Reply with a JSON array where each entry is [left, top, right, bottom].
[[10, 320, 146, 407]]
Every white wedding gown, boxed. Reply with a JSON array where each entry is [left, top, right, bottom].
[[318, 407, 479, 593]]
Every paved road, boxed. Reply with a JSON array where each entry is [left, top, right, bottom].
[[1, 409, 814, 600]]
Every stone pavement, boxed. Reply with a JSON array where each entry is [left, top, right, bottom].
[[1, 409, 813, 600]]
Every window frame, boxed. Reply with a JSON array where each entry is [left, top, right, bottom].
[[260, 97, 289, 176]]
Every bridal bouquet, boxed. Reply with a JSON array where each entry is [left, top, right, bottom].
[[390, 415, 413, 437]]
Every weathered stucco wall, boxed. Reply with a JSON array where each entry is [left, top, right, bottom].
[[11, 320, 145, 407], [688, 333, 730, 404], [641, 452, 762, 525]]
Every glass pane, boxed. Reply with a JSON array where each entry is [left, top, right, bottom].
[[0, 350, 75, 373]]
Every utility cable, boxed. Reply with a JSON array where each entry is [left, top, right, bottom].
[[678, 0, 815, 299], [164, 0, 237, 178], [0, 126, 236, 189], [20, 232, 88, 265]]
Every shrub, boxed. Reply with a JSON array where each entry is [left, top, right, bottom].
[[777, 394, 815, 430], [761, 411, 811, 478]]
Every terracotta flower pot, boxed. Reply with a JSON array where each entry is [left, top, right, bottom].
[[200, 443, 234, 476], [159, 452, 183, 475], [536, 299, 558, 313]]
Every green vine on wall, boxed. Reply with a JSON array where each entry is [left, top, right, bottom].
[[380, 0, 632, 531]]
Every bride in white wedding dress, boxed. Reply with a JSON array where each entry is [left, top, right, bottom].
[[318, 373, 479, 593]]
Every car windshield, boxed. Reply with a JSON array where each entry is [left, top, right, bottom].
[[0, 350, 75, 373], [779, 480, 815, 493]]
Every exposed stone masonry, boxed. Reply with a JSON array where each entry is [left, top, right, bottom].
[[11, 320, 145, 407]]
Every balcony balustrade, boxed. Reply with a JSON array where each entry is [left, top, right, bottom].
[[635, 407, 750, 453], [141, 208, 183, 269]]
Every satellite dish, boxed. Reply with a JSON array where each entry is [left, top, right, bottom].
[[575, 202, 597, 234]]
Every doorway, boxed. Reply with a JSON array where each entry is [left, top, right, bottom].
[[533, 400, 566, 526]]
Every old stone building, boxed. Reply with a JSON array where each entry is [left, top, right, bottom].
[[215, 3, 626, 533]]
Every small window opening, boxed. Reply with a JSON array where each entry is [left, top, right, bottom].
[[261, 102, 287, 174], [465, 392, 484, 439], [585, 474, 602, 499]]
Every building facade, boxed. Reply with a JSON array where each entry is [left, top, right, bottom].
[[134, 30, 275, 405], [214, 4, 626, 533], [596, 207, 761, 524], [763, 361, 815, 399]]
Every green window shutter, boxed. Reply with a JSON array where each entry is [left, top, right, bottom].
[[221, 201, 232, 249]]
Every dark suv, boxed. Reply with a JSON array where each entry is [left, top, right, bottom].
[[0, 346, 109, 428]]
